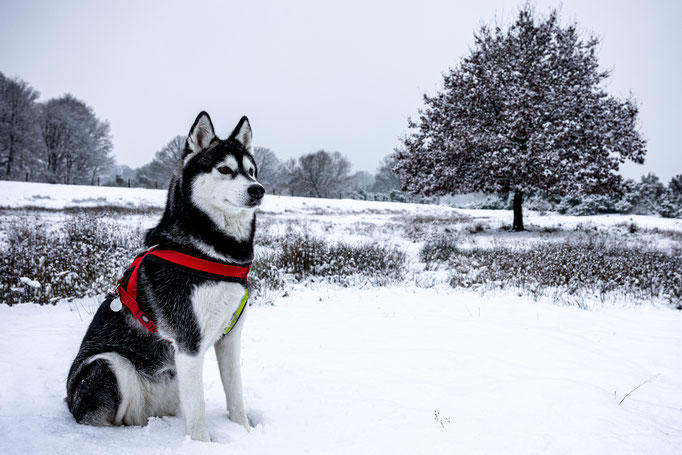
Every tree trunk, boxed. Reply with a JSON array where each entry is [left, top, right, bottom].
[[6, 135, 15, 178], [512, 190, 524, 231], [5, 149, 13, 178]]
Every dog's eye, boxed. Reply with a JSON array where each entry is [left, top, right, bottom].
[[217, 166, 232, 175], [249, 168, 254, 177]]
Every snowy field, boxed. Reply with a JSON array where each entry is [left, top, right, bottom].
[[1, 181, 681, 454], [2, 180, 682, 232]]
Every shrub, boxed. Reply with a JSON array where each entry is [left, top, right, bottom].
[[251, 233, 406, 292], [658, 191, 681, 218], [1, 214, 144, 305], [421, 235, 682, 305], [1, 211, 407, 305]]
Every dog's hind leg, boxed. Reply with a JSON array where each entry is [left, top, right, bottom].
[[66, 358, 120, 426], [91, 352, 179, 426], [214, 309, 249, 430]]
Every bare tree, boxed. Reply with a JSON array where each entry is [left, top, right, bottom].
[[254, 146, 288, 194], [0, 73, 40, 180], [371, 154, 402, 194], [288, 150, 351, 198], [349, 171, 375, 193], [156, 135, 185, 170], [39, 94, 114, 184], [136, 135, 185, 188]]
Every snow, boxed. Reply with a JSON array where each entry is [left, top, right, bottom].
[[19, 277, 41, 289], [456, 208, 682, 232], [1, 289, 681, 454], [0, 181, 167, 210], [1, 181, 681, 454], [0, 181, 448, 215]]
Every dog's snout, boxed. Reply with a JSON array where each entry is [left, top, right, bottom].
[[248, 184, 265, 200]]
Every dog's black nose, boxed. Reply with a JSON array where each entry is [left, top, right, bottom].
[[248, 184, 265, 200]]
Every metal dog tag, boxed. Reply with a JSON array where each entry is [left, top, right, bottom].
[[109, 297, 122, 312]]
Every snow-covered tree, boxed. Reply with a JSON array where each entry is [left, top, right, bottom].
[[668, 174, 682, 198], [659, 174, 682, 218], [635, 172, 666, 214], [395, 6, 646, 230], [658, 192, 680, 218]]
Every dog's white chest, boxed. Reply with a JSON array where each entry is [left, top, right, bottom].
[[190, 281, 246, 350]]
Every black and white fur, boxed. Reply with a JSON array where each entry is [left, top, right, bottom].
[[66, 112, 264, 441]]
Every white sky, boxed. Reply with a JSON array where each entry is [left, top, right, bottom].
[[1, 0, 680, 181]]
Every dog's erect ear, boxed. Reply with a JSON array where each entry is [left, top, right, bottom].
[[183, 111, 216, 160], [229, 116, 253, 156]]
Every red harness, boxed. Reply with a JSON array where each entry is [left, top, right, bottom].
[[114, 247, 251, 335]]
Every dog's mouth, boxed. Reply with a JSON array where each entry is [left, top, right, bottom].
[[222, 198, 263, 209], [246, 197, 263, 208]]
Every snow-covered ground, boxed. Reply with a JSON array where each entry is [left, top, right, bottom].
[[0, 181, 168, 210], [2, 289, 681, 455], [1, 181, 681, 454]]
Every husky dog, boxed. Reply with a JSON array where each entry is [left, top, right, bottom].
[[66, 112, 264, 442]]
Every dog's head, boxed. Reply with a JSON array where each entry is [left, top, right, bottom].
[[181, 112, 265, 214]]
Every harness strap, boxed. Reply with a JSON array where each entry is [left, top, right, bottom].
[[118, 283, 159, 332], [115, 246, 251, 341], [224, 289, 249, 335], [150, 250, 251, 283]]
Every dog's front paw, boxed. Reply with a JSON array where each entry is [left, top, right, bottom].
[[229, 412, 251, 432], [189, 428, 211, 442]]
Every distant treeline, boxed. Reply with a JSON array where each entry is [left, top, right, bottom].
[[127, 139, 418, 202], [0, 72, 114, 185], [1, 70, 680, 216], [467, 173, 682, 218], [0, 70, 412, 199]]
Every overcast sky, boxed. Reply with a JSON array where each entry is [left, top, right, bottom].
[[1, 0, 680, 181]]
